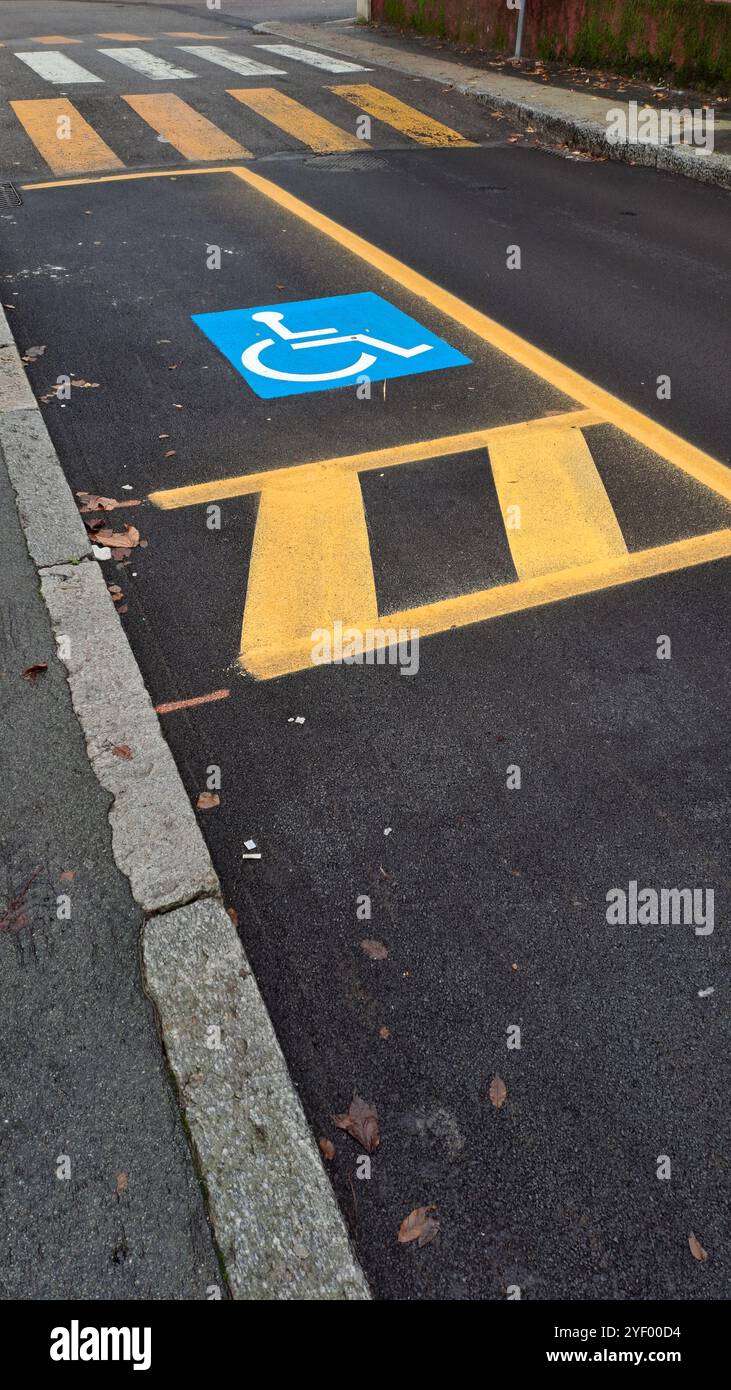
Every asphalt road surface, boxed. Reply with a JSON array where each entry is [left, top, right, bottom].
[[1, 3, 729, 1302]]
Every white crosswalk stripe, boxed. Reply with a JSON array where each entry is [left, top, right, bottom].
[[177, 45, 285, 78], [15, 50, 103, 84], [254, 43, 370, 74], [97, 47, 196, 80]]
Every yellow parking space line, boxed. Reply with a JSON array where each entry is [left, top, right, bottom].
[[240, 468, 378, 679], [227, 87, 361, 153], [30, 36, 81, 44], [10, 99, 124, 175], [330, 83, 477, 147], [164, 32, 230, 39], [245, 529, 731, 679], [149, 411, 598, 510], [488, 424, 627, 579], [122, 93, 251, 161], [96, 34, 154, 41], [229, 166, 731, 503]]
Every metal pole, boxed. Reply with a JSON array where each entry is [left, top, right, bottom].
[[514, 0, 527, 60]]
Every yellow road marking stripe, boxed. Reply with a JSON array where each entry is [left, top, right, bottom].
[[20, 162, 730, 505], [96, 34, 154, 41], [149, 411, 598, 510], [241, 468, 378, 676], [10, 99, 123, 175], [227, 87, 361, 153], [30, 36, 81, 44], [243, 529, 731, 679], [227, 165, 731, 504], [22, 167, 236, 190], [488, 424, 627, 578], [164, 32, 230, 39], [122, 93, 251, 161], [331, 82, 477, 147]]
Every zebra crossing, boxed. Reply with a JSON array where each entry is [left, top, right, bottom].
[[5, 40, 370, 85], [4, 35, 479, 178], [10, 82, 476, 176]]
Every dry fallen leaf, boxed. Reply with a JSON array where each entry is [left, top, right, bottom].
[[77, 492, 141, 512], [107, 584, 124, 603], [115, 1172, 128, 1197], [90, 522, 140, 550], [319, 1138, 336, 1161], [360, 938, 388, 960], [688, 1232, 708, 1262], [197, 791, 220, 810], [398, 1205, 440, 1247], [489, 1075, 508, 1109], [59, 870, 75, 882], [226, 906, 238, 928], [333, 1093, 380, 1152], [21, 662, 48, 683], [379, 1026, 390, 1039], [112, 744, 133, 760]]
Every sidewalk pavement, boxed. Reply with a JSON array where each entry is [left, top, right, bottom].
[[255, 17, 731, 188], [0, 307, 368, 1301], [0, 413, 222, 1299]]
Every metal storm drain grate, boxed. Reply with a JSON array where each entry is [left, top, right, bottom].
[[1, 182, 22, 208], [304, 152, 388, 173]]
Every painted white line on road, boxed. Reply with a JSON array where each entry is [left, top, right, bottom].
[[177, 45, 285, 78], [97, 47, 196, 80], [255, 43, 370, 74], [15, 51, 103, 84]]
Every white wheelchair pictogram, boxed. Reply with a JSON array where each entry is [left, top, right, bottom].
[[241, 310, 434, 384]]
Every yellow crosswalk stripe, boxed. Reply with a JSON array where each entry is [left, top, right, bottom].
[[330, 83, 477, 147], [30, 36, 81, 45], [227, 88, 361, 153], [488, 424, 628, 579], [164, 32, 230, 39], [122, 93, 251, 161], [96, 34, 154, 41], [10, 99, 124, 175]]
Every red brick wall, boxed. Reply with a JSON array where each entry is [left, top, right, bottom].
[[370, 0, 731, 85]]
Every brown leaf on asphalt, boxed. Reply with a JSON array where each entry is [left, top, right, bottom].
[[116, 1172, 128, 1197], [164, 450, 176, 458], [489, 1075, 508, 1109], [77, 492, 141, 512], [226, 906, 238, 928], [111, 745, 133, 760], [333, 1093, 380, 1152], [379, 1026, 390, 1039], [196, 792, 220, 810], [360, 938, 388, 960], [59, 870, 75, 882], [688, 1232, 708, 1262], [21, 662, 47, 683], [319, 1138, 336, 1161], [70, 379, 100, 389], [398, 1205, 440, 1247], [107, 584, 124, 603], [91, 524, 140, 552]]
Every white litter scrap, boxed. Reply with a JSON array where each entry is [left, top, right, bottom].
[[288, 716, 306, 724], [383, 827, 392, 836], [698, 987, 715, 998], [244, 839, 257, 851], [92, 544, 112, 560]]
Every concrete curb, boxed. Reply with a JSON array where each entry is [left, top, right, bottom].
[[254, 20, 731, 191], [0, 304, 370, 1301]]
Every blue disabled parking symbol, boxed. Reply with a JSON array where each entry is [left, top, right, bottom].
[[191, 291, 471, 399]]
